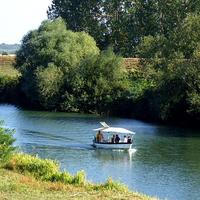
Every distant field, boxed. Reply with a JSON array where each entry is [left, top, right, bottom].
[[0, 55, 20, 78], [0, 55, 139, 75], [0, 55, 16, 64]]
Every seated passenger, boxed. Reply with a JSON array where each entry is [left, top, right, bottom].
[[127, 136, 132, 143], [115, 134, 120, 143], [111, 134, 115, 143], [123, 135, 128, 143], [96, 131, 100, 142], [100, 131, 104, 142]]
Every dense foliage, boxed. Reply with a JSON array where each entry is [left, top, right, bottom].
[[130, 14, 200, 123], [48, 0, 200, 56], [16, 19, 128, 113]]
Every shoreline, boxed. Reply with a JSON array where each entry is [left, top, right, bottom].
[[0, 153, 158, 200]]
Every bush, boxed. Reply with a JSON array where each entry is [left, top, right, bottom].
[[2, 52, 8, 55], [89, 177, 128, 192], [50, 171, 73, 184], [72, 170, 86, 185], [5, 153, 86, 186], [0, 122, 16, 163], [5, 153, 59, 181], [100, 177, 128, 192]]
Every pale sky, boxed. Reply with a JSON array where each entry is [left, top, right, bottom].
[[0, 0, 52, 44]]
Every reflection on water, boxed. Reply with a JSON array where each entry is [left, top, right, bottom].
[[0, 104, 200, 200], [93, 149, 136, 164]]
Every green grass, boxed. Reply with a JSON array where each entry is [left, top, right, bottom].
[[0, 169, 157, 200], [1, 153, 158, 200]]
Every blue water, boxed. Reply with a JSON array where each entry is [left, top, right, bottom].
[[0, 104, 200, 200]]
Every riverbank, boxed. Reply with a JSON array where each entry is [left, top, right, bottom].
[[0, 168, 156, 200], [0, 54, 199, 128]]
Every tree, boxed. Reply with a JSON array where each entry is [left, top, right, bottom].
[[47, 0, 136, 55], [15, 19, 128, 114], [16, 18, 99, 109], [47, 0, 105, 48], [47, 0, 200, 56], [1, 51, 8, 55], [135, 14, 200, 123], [71, 47, 129, 113], [35, 64, 64, 109]]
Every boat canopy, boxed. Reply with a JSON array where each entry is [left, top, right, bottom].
[[93, 122, 135, 135]]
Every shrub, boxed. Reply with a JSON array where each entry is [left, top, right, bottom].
[[5, 153, 59, 181], [50, 172, 73, 184], [0, 122, 16, 164], [71, 170, 86, 186], [100, 177, 128, 192], [5, 153, 86, 186]]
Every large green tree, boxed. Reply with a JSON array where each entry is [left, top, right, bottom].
[[47, 0, 106, 48], [16, 18, 99, 109], [16, 19, 128, 113]]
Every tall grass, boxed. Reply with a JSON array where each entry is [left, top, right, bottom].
[[5, 153, 87, 186], [5, 153, 128, 191], [5, 154, 59, 181]]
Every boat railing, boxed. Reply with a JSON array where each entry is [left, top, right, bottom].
[[93, 138, 133, 144]]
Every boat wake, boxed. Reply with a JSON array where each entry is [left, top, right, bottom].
[[128, 148, 137, 154]]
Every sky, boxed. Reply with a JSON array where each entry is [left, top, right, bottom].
[[0, 0, 52, 44]]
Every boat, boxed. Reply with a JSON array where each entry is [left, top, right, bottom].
[[92, 122, 135, 150]]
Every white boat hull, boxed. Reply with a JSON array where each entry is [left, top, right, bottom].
[[93, 142, 132, 150]]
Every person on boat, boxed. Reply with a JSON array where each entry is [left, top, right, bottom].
[[127, 136, 132, 143], [96, 131, 104, 143], [123, 135, 128, 143], [115, 134, 120, 143], [111, 134, 115, 143], [96, 131, 100, 142]]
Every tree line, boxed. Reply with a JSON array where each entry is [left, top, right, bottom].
[[48, 0, 200, 56]]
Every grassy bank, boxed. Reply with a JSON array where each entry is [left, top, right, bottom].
[[0, 153, 157, 200], [0, 169, 157, 200]]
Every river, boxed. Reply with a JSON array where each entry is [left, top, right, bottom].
[[0, 104, 200, 200]]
